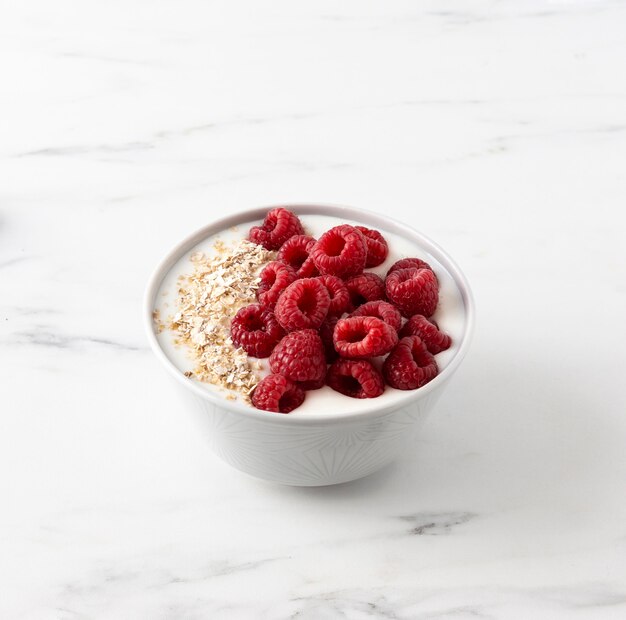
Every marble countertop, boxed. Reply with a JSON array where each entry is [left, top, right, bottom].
[[2, 1, 626, 617]]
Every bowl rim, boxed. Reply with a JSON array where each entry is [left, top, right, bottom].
[[143, 203, 475, 425]]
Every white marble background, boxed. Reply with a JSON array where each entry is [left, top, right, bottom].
[[2, 0, 626, 618]]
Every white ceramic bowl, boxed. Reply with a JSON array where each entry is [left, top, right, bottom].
[[144, 204, 475, 486]]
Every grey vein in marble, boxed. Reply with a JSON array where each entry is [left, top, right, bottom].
[[0, 255, 36, 270], [5, 328, 146, 352], [397, 511, 476, 535]]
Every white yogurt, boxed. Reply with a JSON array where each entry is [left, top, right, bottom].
[[155, 214, 466, 416]]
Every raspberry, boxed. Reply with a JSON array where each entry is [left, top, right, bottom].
[[316, 275, 350, 317], [230, 304, 284, 358], [277, 235, 319, 278], [297, 376, 326, 391], [399, 315, 452, 354], [333, 316, 398, 359], [269, 329, 326, 383], [311, 224, 367, 278], [256, 261, 297, 309], [385, 268, 439, 318], [252, 374, 305, 413], [274, 278, 330, 331], [248, 207, 304, 250], [349, 300, 402, 332], [383, 335, 439, 390], [326, 359, 384, 399], [355, 226, 388, 267], [344, 272, 385, 309], [319, 315, 339, 363], [387, 257, 434, 277]]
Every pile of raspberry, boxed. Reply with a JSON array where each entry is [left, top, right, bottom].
[[231, 208, 452, 413]]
